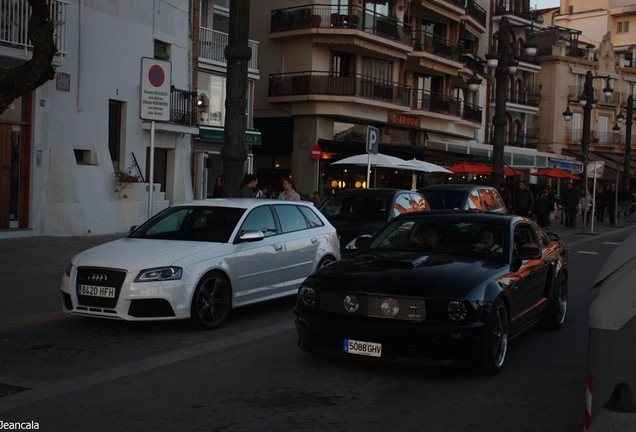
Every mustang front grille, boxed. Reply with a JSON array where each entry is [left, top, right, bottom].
[[320, 291, 426, 322]]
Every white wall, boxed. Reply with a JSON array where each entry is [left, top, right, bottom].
[[29, 0, 193, 236]]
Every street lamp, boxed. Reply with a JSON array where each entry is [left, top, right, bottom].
[[562, 70, 614, 234], [491, 16, 539, 188], [612, 95, 634, 186]]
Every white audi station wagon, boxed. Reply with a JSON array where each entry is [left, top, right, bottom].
[[60, 199, 340, 330]]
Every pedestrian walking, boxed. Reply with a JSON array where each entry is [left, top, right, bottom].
[[618, 183, 630, 219], [606, 182, 617, 226], [561, 182, 579, 230], [595, 185, 606, 224], [514, 181, 534, 218]]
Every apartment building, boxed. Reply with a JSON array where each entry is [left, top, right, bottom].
[[249, 0, 490, 196]]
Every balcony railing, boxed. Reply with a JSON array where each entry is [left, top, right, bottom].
[[463, 102, 482, 123], [269, 71, 411, 106], [270, 5, 412, 45], [465, 0, 487, 27], [463, 53, 485, 74], [493, 0, 536, 20], [200, 27, 259, 72], [489, 130, 537, 148], [415, 89, 461, 116], [0, 0, 68, 59], [413, 30, 463, 62], [491, 88, 540, 107], [170, 87, 197, 126]]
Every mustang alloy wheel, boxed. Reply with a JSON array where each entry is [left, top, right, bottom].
[[541, 273, 568, 330], [190, 272, 231, 330], [479, 299, 509, 375]]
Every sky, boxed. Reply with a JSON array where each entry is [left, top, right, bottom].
[[531, 0, 561, 10]]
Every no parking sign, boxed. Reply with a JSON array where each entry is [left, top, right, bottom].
[[140, 58, 172, 121]]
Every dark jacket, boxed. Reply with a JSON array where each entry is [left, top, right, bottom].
[[561, 187, 578, 209], [514, 189, 534, 216]]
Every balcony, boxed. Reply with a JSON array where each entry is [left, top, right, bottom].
[[270, 5, 412, 46], [0, 0, 68, 62], [493, 0, 536, 20], [268, 71, 411, 107], [465, 0, 487, 27], [199, 27, 259, 73], [489, 129, 538, 148], [463, 102, 483, 124], [463, 53, 485, 75], [170, 87, 197, 126], [413, 30, 464, 62], [414, 89, 461, 116], [491, 88, 540, 108]]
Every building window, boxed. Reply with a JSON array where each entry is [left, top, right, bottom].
[[332, 51, 355, 76], [617, 22, 629, 33], [108, 100, 122, 167], [154, 40, 170, 60], [197, 72, 254, 128]]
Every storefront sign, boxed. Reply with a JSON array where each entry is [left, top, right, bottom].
[[388, 113, 420, 128], [199, 126, 262, 145]]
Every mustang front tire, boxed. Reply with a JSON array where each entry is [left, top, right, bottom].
[[479, 298, 509, 375]]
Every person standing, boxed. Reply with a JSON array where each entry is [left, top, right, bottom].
[[237, 174, 258, 198], [561, 182, 579, 230], [308, 191, 324, 206], [543, 185, 556, 228], [606, 182, 617, 226], [618, 183, 630, 219], [278, 178, 301, 201], [514, 181, 534, 218], [534, 190, 549, 228], [595, 185, 606, 224], [209, 175, 223, 198], [499, 183, 513, 213]]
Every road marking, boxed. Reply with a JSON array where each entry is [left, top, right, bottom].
[[602, 242, 621, 245], [577, 251, 599, 255], [0, 314, 69, 331], [0, 320, 295, 412]]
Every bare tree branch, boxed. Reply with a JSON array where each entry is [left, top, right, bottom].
[[0, 0, 57, 115]]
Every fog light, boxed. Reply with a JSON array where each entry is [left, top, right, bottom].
[[299, 286, 316, 307], [381, 298, 399, 317], [448, 301, 467, 321], [343, 295, 359, 313]]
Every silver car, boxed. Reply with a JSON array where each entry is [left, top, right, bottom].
[[60, 199, 340, 330]]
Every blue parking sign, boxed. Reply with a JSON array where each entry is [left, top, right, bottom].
[[366, 126, 379, 155]]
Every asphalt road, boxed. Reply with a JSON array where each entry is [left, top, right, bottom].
[[1, 221, 634, 431]]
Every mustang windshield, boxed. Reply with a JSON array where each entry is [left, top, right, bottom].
[[370, 218, 507, 260], [130, 206, 245, 242], [319, 194, 389, 222]]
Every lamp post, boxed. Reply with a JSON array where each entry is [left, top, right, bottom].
[[615, 95, 633, 186], [563, 70, 614, 234], [490, 17, 538, 188]]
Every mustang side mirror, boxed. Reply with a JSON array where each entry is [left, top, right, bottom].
[[515, 246, 542, 260]]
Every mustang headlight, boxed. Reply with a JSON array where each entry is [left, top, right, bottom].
[[380, 298, 399, 317], [135, 266, 183, 282], [298, 286, 316, 307], [345, 235, 372, 250], [343, 295, 359, 313], [448, 301, 468, 321]]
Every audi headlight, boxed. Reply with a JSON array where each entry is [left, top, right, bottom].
[[135, 266, 183, 282], [448, 301, 468, 321], [298, 286, 316, 307], [65, 262, 73, 277]]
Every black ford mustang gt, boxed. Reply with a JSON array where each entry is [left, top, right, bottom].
[[293, 211, 568, 374]]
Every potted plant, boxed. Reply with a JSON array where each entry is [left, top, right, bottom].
[[311, 14, 322, 28]]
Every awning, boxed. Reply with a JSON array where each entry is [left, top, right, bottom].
[[427, 132, 476, 146], [423, 2, 461, 22], [199, 126, 262, 145], [419, 58, 460, 76], [313, 36, 408, 60]]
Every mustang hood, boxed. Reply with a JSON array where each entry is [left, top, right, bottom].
[[71, 238, 226, 270], [310, 251, 503, 298]]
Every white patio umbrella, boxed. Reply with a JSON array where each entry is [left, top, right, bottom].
[[330, 153, 410, 187], [396, 159, 453, 191]]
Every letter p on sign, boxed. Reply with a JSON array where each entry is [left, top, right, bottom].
[[366, 126, 379, 155]]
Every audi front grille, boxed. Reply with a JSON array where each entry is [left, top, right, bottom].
[[75, 267, 127, 308]]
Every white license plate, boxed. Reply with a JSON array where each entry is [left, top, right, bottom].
[[343, 339, 382, 358], [79, 284, 116, 298]]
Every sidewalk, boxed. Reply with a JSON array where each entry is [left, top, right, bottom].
[[544, 213, 636, 244]]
